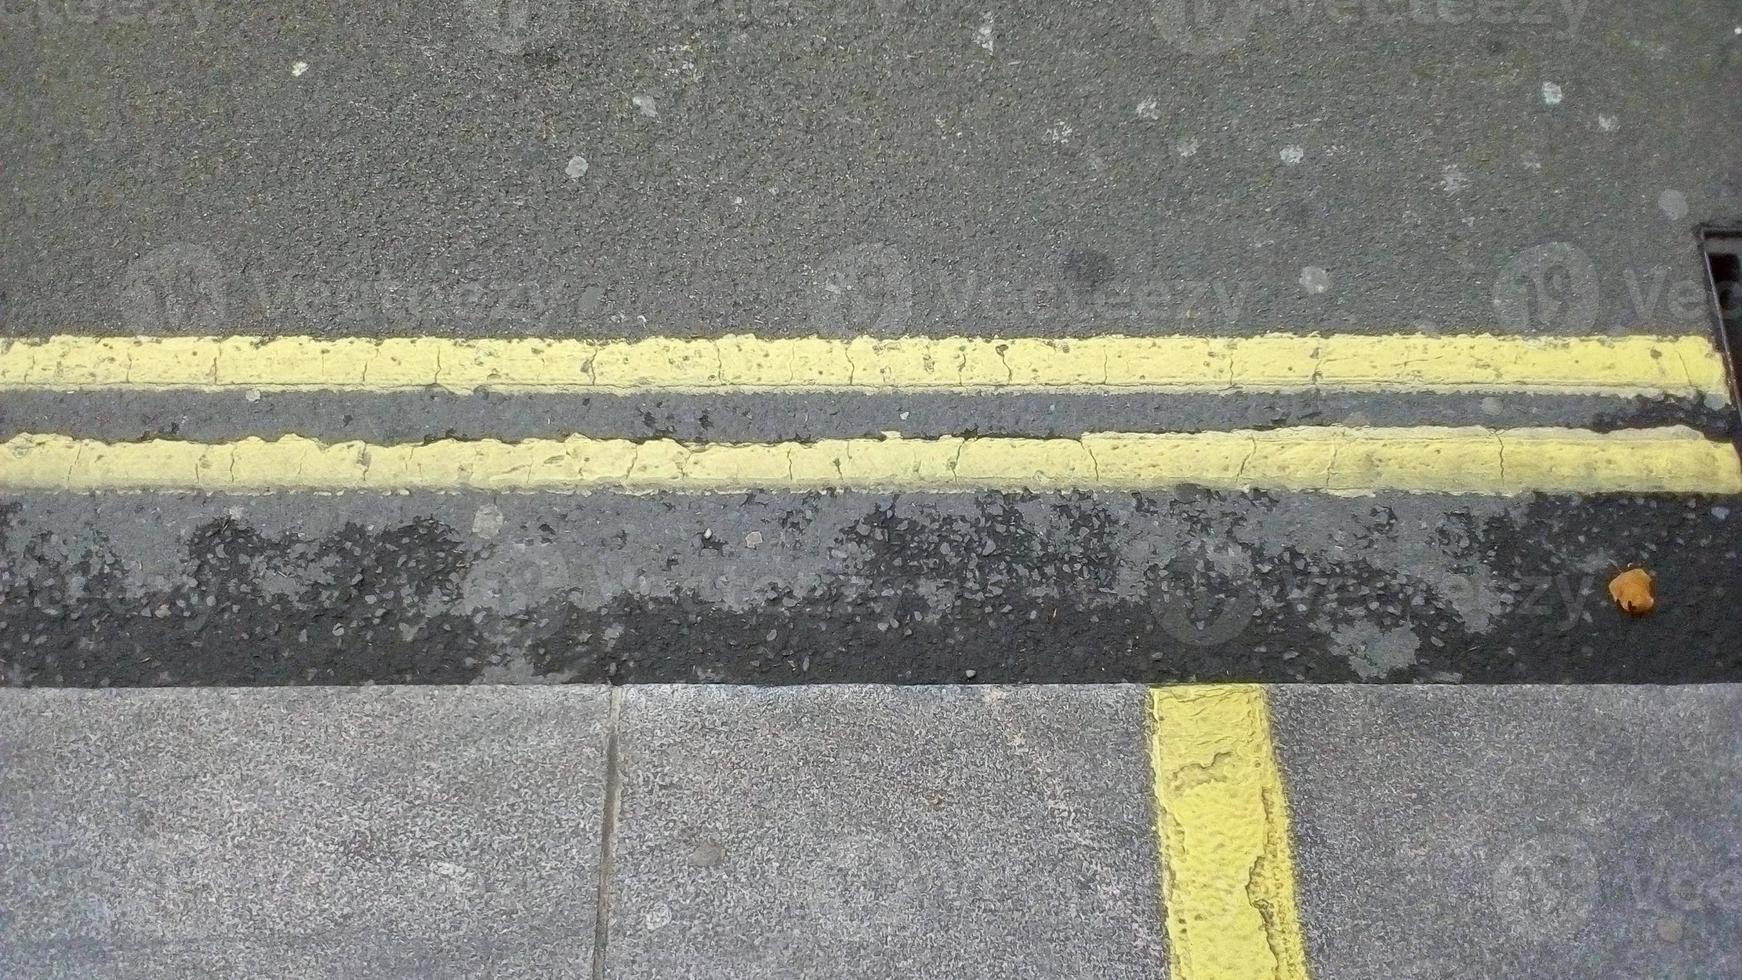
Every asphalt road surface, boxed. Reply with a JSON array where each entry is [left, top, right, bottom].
[[3, 1, 1742, 689]]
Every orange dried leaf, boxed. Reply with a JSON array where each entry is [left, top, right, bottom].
[[1608, 568, 1655, 616]]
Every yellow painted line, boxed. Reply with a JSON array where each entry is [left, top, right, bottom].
[[0, 333, 1728, 398], [2, 426, 1736, 494], [1150, 685, 1310, 980]]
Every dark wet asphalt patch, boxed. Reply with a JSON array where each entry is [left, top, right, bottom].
[[3, 492, 1739, 687]]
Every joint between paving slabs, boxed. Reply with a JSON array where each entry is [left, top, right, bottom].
[[591, 687, 625, 980]]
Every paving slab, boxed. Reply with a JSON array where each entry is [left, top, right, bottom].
[[1270, 685, 1742, 980], [0, 685, 612, 980], [605, 684, 1165, 980], [5, 681, 1742, 978]]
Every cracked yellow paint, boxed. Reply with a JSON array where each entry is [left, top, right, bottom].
[[1150, 686, 1309, 980], [0, 333, 1728, 398], [1, 426, 1736, 493]]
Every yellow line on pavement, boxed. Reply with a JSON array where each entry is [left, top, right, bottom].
[[0, 333, 1728, 398], [1150, 686, 1310, 980], [2, 426, 1736, 494]]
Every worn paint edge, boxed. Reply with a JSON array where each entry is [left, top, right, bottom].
[[1150, 685, 1311, 980], [0, 333, 1729, 399], [1, 426, 1737, 494]]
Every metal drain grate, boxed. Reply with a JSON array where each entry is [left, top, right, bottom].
[[1697, 226, 1742, 421]]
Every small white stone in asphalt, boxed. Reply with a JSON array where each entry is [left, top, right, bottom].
[[244, 388, 261, 403], [632, 94, 658, 118], [1541, 81, 1563, 105], [1280, 145, 1304, 165], [1136, 99, 1161, 120], [565, 155, 589, 179], [1658, 189, 1689, 221], [744, 530, 763, 549], [472, 504, 505, 539], [1440, 164, 1468, 194], [974, 12, 995, 53], [1299, 265, 1331, 294], [1178, 138, 1200, 157], [1713, 506, 1731, 521], [1597, 113, 1619, 132], [291, 61, 309, 77]]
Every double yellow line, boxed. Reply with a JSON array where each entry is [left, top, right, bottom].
[[2, 332, 1737, 494]]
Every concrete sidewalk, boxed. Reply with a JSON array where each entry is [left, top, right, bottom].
[[2, 684, 1738, 978]]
